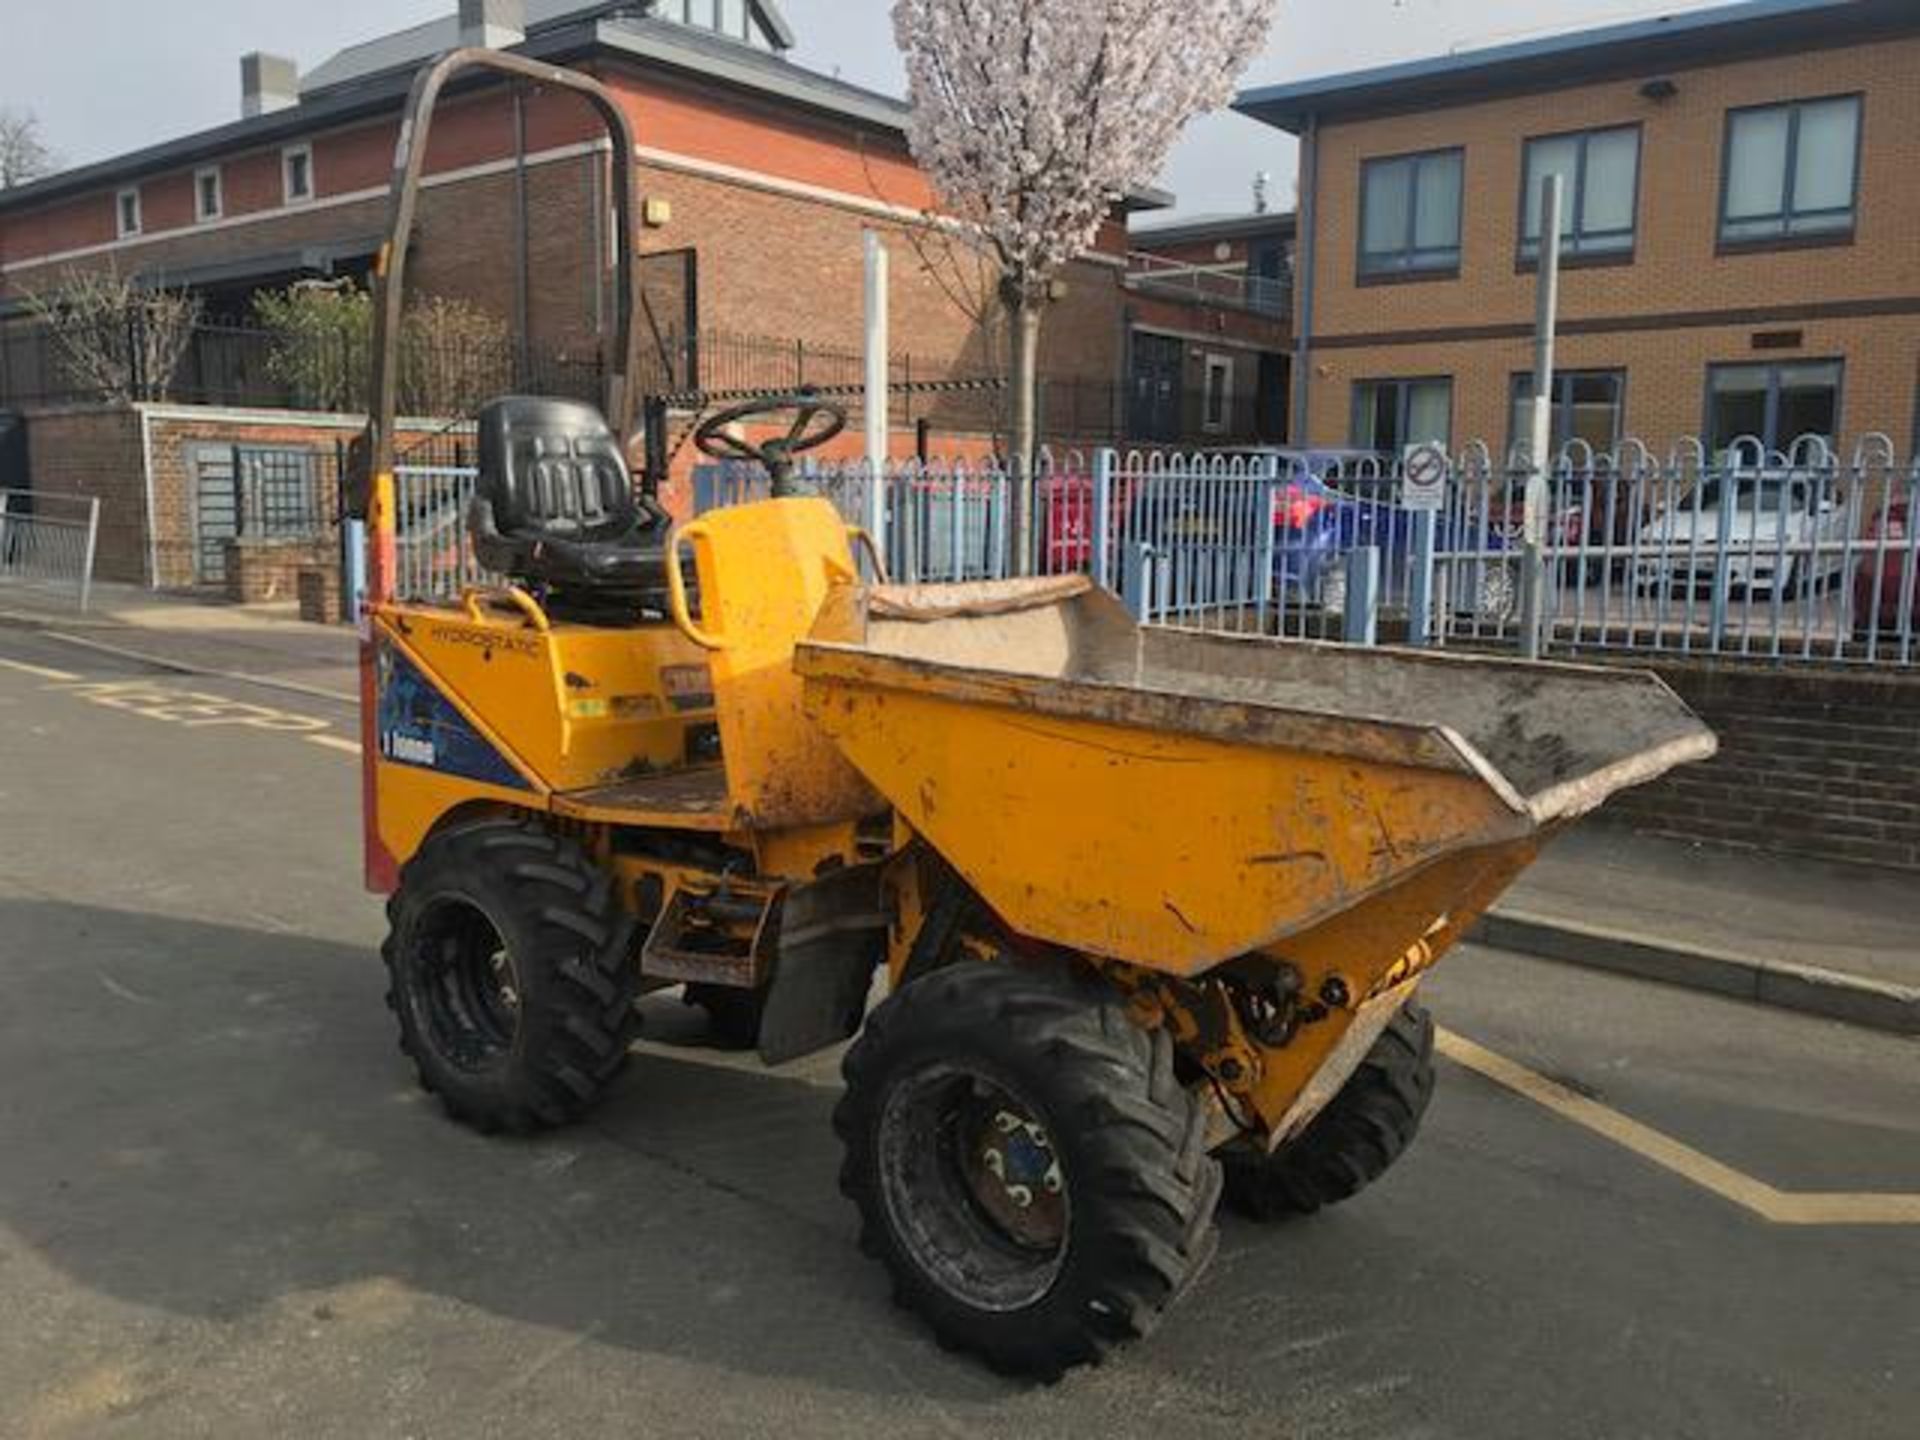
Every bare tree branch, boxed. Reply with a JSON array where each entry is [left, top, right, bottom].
[[22, 266, 202, 405], [0, 108, 58, 189]]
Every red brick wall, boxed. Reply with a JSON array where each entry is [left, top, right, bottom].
[[20, 405, 146, 584], [224, 536, 334, 604], [1602, 659, 1920, 871], [0, 60, 1211, 403]]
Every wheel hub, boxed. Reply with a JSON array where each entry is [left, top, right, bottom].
[[875, 1064, 1071, 1313], [967, 1106, 1065, 1249], [413, 898, 521, 1071]]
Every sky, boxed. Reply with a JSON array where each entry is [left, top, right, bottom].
[[0, 0, 1745, 219]]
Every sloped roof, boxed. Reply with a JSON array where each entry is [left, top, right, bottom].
[[304, 1, 794, 95], [1237, 0, 1920, 134]]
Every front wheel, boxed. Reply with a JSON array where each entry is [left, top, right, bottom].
[[1223, 999, 1436, 1220], [835, 963, 1221, 1377], [383, 816, 640, 1134]]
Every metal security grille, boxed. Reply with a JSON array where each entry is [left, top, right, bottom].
[[238, 447, 319, 539], [190, 445, 239, 585], [191, 444, 327, 584]]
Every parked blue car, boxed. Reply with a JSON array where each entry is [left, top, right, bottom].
[[1215, 448, 1523, 617]]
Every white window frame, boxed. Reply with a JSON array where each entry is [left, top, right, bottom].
[[1202, 355, 1235, 434], [194, 166, 223, 223], [281, 143, 314, 205], [116, 187, 142, 239]]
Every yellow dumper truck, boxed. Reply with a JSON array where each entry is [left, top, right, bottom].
[[349, 51, 1716, 1375]]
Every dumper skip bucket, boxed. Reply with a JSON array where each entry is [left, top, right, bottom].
[[796, 576, 1717, 978]]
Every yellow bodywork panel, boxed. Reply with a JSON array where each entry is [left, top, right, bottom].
[[1241, 838, 1543, 1139], [667, 498, 881, 830], [381, 595, 715, 793], [802, 673, 1519, 978], [367, 596, 721, 872]]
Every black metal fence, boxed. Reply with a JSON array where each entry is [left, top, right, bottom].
[[1, 311, 1271, 451]]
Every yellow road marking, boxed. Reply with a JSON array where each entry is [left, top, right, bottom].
[[306, 733, 363, 756], [1437, 1028, 1920, 1226], [0, 655, 81, 682]]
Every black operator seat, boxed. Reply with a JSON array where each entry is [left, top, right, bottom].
[[468, 396, 674, 616]]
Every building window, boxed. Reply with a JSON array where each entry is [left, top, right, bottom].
[[1202, 356, 1234, 434], [720, 0, 746, 38], [195, 167, 223, 223], [1520, 127, 1638, 259], [1509, 371, 1626, 460], [1359, 148, 1463, 277], [1706, 360, 1843, 456], [1247, 238, 1290, 315], [282, 144, 313, 204], [116, 187, 142, 238], [1721, 96, 1861, 244], [1352, 378, 1452, 454]]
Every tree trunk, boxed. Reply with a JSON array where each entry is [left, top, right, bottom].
[[1007, 298, 1044, 575]]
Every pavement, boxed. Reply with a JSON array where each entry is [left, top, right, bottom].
[[1483, 825, 1920, 1034], [0, 581, 357, 703], [0, 620, 1917, 1439], [5, 579, 1913, 1033]]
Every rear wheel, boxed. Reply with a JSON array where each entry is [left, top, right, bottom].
[[383, 816, 639, 1133], [1223, 1000, 1435, 1220], [835, 963, 1221, 1377]]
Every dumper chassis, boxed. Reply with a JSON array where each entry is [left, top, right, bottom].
[[348, 49, 1716, 1377]]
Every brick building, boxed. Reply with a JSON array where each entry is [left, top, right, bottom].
[[1236, 0, 1920, 461], [0, 0, 1282, 449], [1124, 209, 1295, 445]]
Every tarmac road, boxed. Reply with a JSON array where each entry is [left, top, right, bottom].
[[1, 625, 1916, 1440]]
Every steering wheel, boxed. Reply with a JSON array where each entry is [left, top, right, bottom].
[[694, 393, 848, 496]]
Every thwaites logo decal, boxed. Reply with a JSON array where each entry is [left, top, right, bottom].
[[376, 638, 531, 791]]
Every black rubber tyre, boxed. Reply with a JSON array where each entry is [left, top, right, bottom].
[[835, 963, 1222, 1378], [383, 816, 639, 1134], [1223, 999, 1435, 1220]]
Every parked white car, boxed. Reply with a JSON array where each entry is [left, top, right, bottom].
[[1634, 471, 1848, 598]]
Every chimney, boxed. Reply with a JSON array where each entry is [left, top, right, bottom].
[[459, 0, 526, 50], [240, 52, 299, 118], [1253, 171, 1272, 215]]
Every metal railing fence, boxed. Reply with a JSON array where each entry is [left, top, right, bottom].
[[1422, 436, 1920, 667], [0, 489, 101, 611], [1124, 252, 1293, 318], [386, 434, 1917, 668], [393, 466, 496, 602]]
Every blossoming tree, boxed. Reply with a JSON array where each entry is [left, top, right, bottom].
[[892, 0, 1278, 567]]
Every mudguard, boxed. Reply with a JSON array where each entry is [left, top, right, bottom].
[[759, 862, 888, 1065]]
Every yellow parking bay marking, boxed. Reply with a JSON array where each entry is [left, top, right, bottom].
[[53, 678, 329, 733], [16, 670, 364, 753], [0, 655, 82, 682], [1438, 1028, 1920, 1227]]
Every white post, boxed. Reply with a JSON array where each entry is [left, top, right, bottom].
[[1522, 174, 1564, 662], [863, 230, 890, 565]]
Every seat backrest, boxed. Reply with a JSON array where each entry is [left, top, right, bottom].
[[477, 396, 635, 541]]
